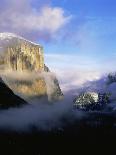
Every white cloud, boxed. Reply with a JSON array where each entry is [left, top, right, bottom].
[[54, 69, 101, 93], [44, 53, 104, 94], [0, 0, 71, 40], [3, 7, 70, 33]]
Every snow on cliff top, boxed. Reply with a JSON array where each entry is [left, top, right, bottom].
[[0, 32, 41, 46], [0, 33, 23, 40]]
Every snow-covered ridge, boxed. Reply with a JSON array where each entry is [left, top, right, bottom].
[[0, 32, 41, 46], [0, 33, 22, 40]]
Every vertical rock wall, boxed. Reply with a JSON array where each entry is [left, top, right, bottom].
[[5, 41, 44, 72], [0, 37, 63, 102]]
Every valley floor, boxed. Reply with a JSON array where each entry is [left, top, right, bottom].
[[0, 112, 116, 155]]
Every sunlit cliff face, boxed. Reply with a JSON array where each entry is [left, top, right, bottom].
[[0, 33, 63, 102], [0, 35, 44, 72]]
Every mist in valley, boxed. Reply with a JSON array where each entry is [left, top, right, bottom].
[[0, 69, 115, 131]]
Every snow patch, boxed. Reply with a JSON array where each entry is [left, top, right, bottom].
[[0, 32, 41, 46]]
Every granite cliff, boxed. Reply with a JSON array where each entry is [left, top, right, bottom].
[[0, 33, 44, 71], [0, 33, 63, 102]]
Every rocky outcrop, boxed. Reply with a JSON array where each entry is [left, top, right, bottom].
[[0, 33, 63, 102], [0, 78, 27, 109], [73, 92, 110, 111], [0, 39, 44, 72]]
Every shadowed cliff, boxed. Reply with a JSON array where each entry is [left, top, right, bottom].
[[0, 78, 27, 109]]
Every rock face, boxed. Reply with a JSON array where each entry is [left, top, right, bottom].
[[0, 33, 63, 102], [6, 43, 44, 72], [73, 92, 110, 111], [0, 34, 44, 72], [0, 78, 27, 109]]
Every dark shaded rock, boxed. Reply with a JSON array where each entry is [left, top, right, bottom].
[[44, 64, 50, 72], [0, 78, 27, 109], [107, 72, 116, 84], [48, 77, 64, 102]]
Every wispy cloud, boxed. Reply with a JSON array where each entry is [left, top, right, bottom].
[[44, 53, 102, 93], [0, 0, 71, 41], [45, 53, 102, 70]]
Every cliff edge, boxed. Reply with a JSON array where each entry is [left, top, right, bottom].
[[0, 33, 63, 102]]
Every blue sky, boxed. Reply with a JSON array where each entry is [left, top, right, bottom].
[[39, 0, 116, 73], [0, 0, 116, 75]]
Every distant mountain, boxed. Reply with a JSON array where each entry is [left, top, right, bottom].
[[0, 32, 63, 102], [0, 77, 27, 109], [73, 72, 116, 111]]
